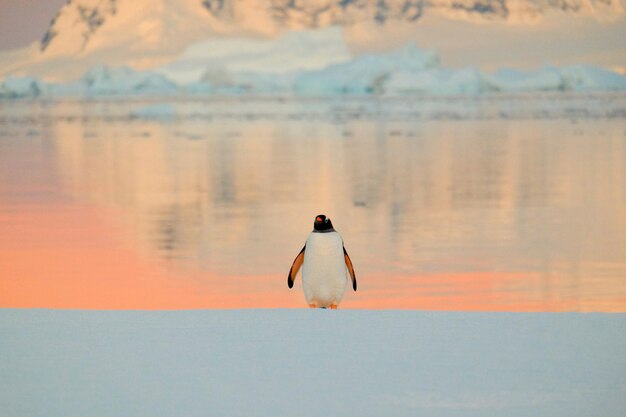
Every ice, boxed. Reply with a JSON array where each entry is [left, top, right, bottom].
[[294, 44, 626, 95], [1, 1, 625, 85], [1, 34, 626, 98], [560, 65, 626, 91], [78, 65, 178, 96], [157, 27, 351, 85], [292, 42, 626, 96], [1, 309, 625, 417], [386, 67, 485, 95], [483, 66, 626, 93], [38, 65, 179, 97], [294, 43, 439, 94], [130, 103, 176, 120], [0, 76, 46, 98], [483, 68, 565, 92]]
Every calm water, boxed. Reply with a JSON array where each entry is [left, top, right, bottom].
[[1, 97, 625, 311]]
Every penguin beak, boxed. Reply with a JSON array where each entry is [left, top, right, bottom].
[[315, 216, 323, 223]]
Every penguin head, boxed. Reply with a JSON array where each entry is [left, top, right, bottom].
[[313, 214, 334, 231]]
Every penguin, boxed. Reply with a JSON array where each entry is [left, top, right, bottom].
[[288, 214, 357, 309]]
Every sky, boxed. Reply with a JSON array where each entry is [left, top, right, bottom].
[[0, 0, 65, 50]]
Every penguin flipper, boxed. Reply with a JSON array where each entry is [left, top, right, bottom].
[[343, 246, 357, 291], [288, 245, 306, 288]]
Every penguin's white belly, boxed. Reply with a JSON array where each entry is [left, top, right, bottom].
[[302, 232, 347, 307]]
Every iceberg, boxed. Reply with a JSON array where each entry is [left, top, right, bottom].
[[1, 31, 625, 99], [385, 67, 485, 95], [158, 27, 351, 85], [482, 66, 626, 92], [0, 76, 46, 98], [76, 65, 178, 96], [294, 44, 439, 95], [192, 71, 292, 95], [482, 68, 565, 92], [293, 44, 626, 96], [560, 65, 626, 91]]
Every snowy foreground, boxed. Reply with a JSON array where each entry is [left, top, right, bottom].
[[1, 309, 625, 417]]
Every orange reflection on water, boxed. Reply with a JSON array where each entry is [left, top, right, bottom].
[[3, 107, 626, 312], [1, 205, 196, 309], [2, 202, 622, 312], [0, 203, 303, 309]]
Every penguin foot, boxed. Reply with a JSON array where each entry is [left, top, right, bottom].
[[308, 303, 317, 309], [330, 304, 338, 310]]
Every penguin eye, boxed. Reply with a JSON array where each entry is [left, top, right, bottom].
[[325, 218, 329, 223]]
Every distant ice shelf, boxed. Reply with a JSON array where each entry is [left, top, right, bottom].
[[1, 36, 626, 99]]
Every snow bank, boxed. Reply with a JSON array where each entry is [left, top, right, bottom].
[[1, 309, 625, 417]]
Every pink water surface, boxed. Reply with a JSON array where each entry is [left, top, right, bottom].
[[1, 100, 625, 311]]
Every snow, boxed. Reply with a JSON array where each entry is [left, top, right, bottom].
[[39, 0, 221, 58], [1, 0, 625, 86], [1, 309, 625, 417], [2, 27, 626, 98], [293, 43, 439, 94], [3, 46, 625, 98], [560, 65, 626, 91], [482, 68, 566, 92], [482, 66, 626, 93], [43, 65, 178, 97], [157, 27, 351, 85], [426, 0, 623, 23], [292, 44, 626, 95], [0, 76, 46, 98], [78, 65, 178, 96], [37, 0, 625, 62], [2, 1, 625, 84]]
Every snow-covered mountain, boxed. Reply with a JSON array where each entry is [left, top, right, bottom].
[[0, 0, 624, 91], [39, 0, 623, 57], [202, 0, 623, 26], [39, 0, 217, 58]]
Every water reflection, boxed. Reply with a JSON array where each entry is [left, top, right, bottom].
[[1, 100, 625, 311]]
